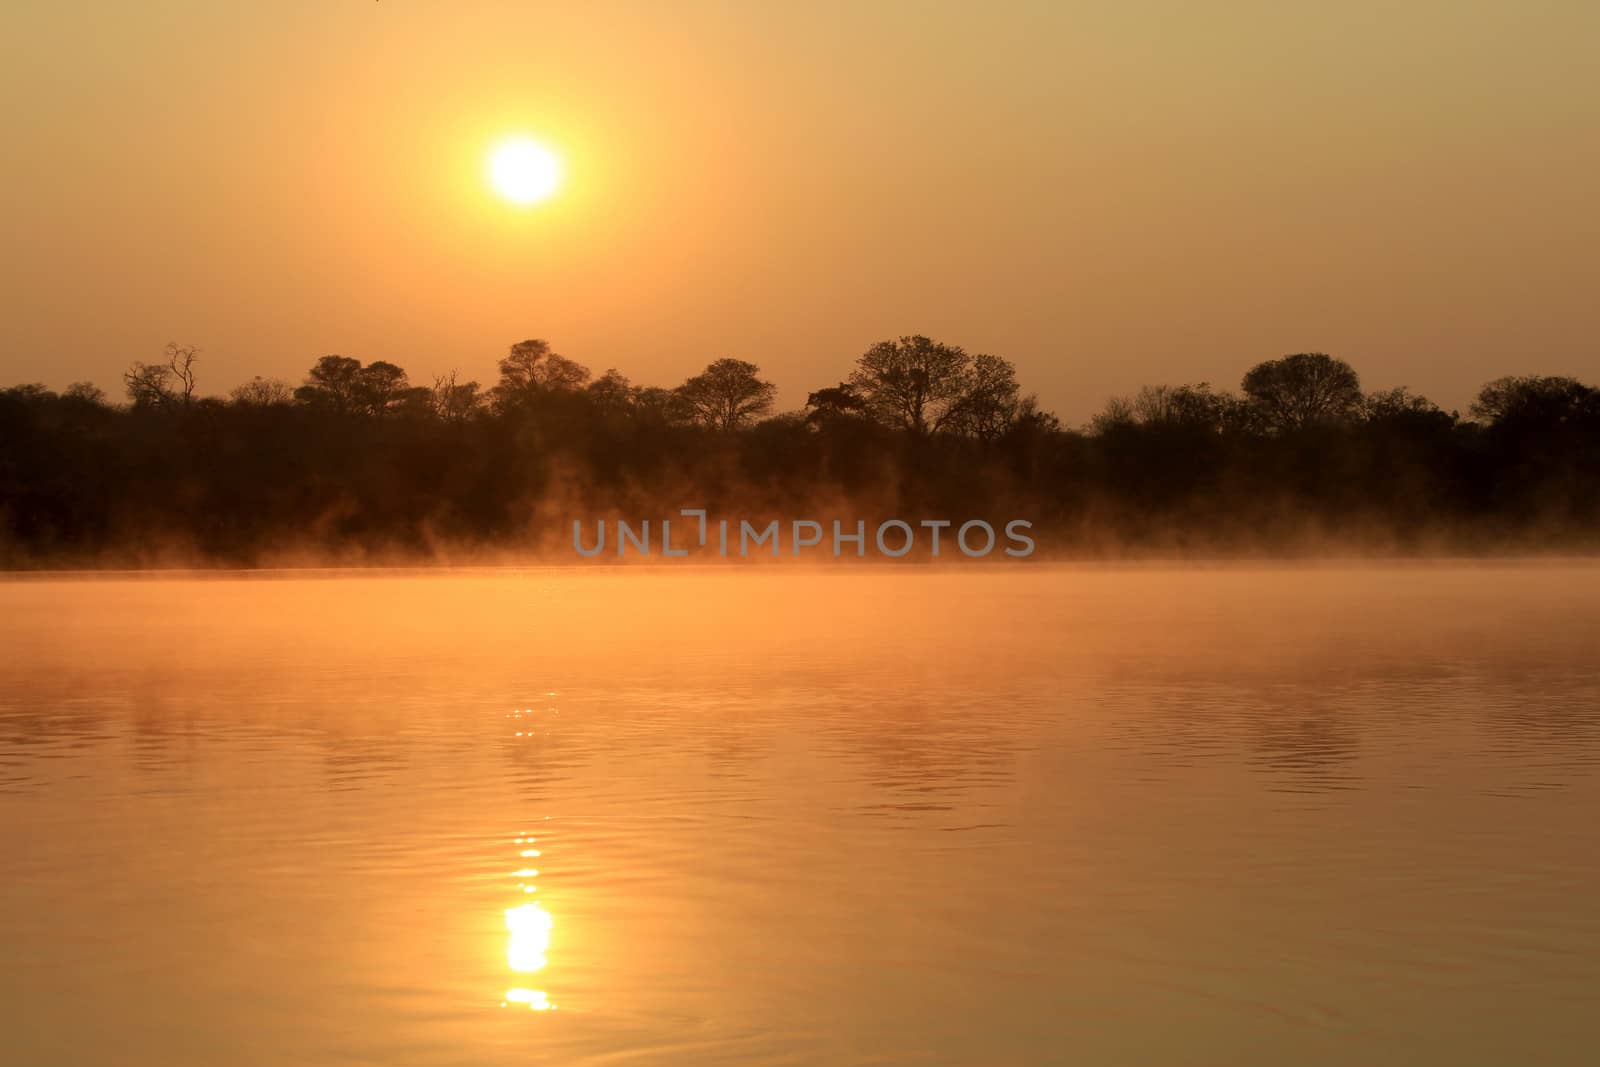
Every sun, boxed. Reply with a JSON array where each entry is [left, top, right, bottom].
[[488, 137, 562, 205]]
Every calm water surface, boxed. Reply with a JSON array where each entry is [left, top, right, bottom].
[[2, 566, 1598, 1065]]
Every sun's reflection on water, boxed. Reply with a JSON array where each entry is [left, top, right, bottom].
[[501, 702, 558, 1011], [501, 829, 556, 1011], [506, 901, 552, 973], [505, 987, 550, 1010]]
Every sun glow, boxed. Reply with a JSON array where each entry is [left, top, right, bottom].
[[488, 137, 562, 205]]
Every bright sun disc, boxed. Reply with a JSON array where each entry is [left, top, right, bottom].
[[488, 137, 562, 205]]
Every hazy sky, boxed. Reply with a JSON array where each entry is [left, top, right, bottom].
[[3, 1, 1597, 421]]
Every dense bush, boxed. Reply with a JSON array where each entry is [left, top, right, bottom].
[[1, 343, 1596, 565]]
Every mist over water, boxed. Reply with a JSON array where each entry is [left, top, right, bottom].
[[2, 566, 1598, 1066]]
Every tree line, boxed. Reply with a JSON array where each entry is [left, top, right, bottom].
[[2, 337, 1597, 565]]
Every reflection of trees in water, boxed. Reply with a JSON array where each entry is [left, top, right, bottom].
[[699, 709, 767, 782], [499, 693, 580, 799], [306, 691, 415, 792], [1095, 647, 1375, 793], [118, 680, 209, 787], [1100, 681, 1363, 793], [808, 683, 1031, 820], [0, 669, 201, 791], [321, 736, 408, 792], [0, 696, 104, 793], [1482, 687, 1600, 746], [1474, 673, 1600, 793], [1100, 647, 1600, 795], [502, 683, 781, 791], [643, 689, 775, 783], [127, 691, 193, 776], [0, 672, 113, 743], [1245, 705, 1362, 792], [503, 675, 1022, 823], [3, 663, 430, 793]]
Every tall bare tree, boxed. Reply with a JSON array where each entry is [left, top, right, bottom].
[[430, 370, 482, 422], [164, 343, 200, 406]]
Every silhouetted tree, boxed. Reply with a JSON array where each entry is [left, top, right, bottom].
[[804, 382, 865, 426], [675, 358, 777, 430], [1139, 384, 1231, 430], [1009, 396, 1062, 436], [63, 381, 107, 406], [164, 343, 200, 406], [1089, 395, 1136, 435], [944, 354, 1024, 441], [356, 360, 413, 417], [230, 376, 294, 406], [586, 369, 634, 415], [1470, 376, 1595, 427], [1241, 353, 1363, 433], [1092, 383, 1231, 435], [1362, 387, 1452, 429], [1464, 376, 1599, 526], [631, 385, 687, 426], [295, 355, 364, 413], [494, 339, 591, 410], [850, 335, 971, 433], [123, 361, 175, 409], [429, 371, 481, 422]]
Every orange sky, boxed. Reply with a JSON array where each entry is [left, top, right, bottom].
[[3, 1, 1597, 421]]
